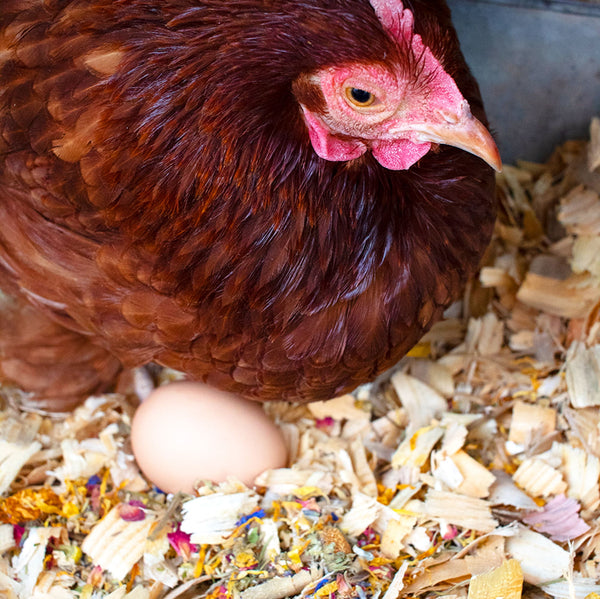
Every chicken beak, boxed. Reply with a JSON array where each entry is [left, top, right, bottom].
[[415, 111, 502, 172]]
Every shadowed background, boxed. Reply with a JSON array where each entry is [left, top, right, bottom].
[[449, 0, 600, 163]]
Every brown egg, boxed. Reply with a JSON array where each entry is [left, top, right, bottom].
[[131, 381, 288, 493]]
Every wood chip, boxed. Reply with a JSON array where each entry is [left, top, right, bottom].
[[0, 439, 41, 495], [0, 525, 14, 554], [381, 561, 409, 599], [516, 272, 600, 318], [447, 450, 496, 498], [339, 491, 381, 537], [558, 185, 600, 236], [380, 516, 418, 558], [542, 576, 600, 599], [241, 569, 320, 599], [390, 372, 447, 434], [550, 443, 600, 512], [408, 359, 455, 398], [506, 526, 570, 585], [403, 537, 506, 594], [508, 400, 556, 445], [307, 394, 370, 422], [180, 491, 259, 545], [81, 507, 157, 581], [391, 425, 444, 469], [565, 342, 600, 407], [465, 313, 504, 355], [512, 458, 567, 497], [422, 489, 498, 533], [488, 470, 540, 510], [467, 559, 523, 599]]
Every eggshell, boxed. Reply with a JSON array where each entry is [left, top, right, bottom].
[[131, 381, 287, 493]]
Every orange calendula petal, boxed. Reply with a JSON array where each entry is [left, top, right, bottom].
[[0, 488, 62, 525]]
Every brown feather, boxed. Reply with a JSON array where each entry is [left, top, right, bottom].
[[0, 0, 497, 408]]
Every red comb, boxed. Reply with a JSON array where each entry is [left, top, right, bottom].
[[368, 0, 414, 46]]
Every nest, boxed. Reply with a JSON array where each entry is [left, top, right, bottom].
[[0, 118, 599, 599]]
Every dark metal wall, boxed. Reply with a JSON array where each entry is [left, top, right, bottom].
[[448, 0, 600, 163]]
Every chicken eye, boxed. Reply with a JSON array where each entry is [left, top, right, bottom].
[[346, 87, 375, 107]]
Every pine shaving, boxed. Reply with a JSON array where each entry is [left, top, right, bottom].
[[506, 526, 570, 585], [550, 443, 600, 511], [467, 559, 523, 599], [422, 489, 498, 532], [509, 400, 556, 445], [513, 457, 568, 497], [447, 450, 496, 498], [565, 342, 600, 407], [81, 505, 157, 581]]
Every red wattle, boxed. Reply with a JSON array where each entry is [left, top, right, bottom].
[[371, 139, 431, 170]]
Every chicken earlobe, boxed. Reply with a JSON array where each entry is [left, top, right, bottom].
[[300, 106, 367, 163]]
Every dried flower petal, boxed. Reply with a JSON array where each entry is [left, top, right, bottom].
[[0, 488, 62, 525], [522, 494, 590, 541], [117, 502, 146, 522], [167, 527, 197, 560]]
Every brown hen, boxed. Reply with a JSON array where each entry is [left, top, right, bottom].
[[0, 0, 499, 410]]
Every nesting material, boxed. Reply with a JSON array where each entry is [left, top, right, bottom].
[[1, 120, 600, 598], [505, 526, 571, 585], [521, 494, 590, 542], [565, 342, 600, 407], [81, 505, 158, 581], [0, 439, 41, 496], [508, 400, 556, 445], [467, 559, 523, 599], [512, 458, 568, 498]]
